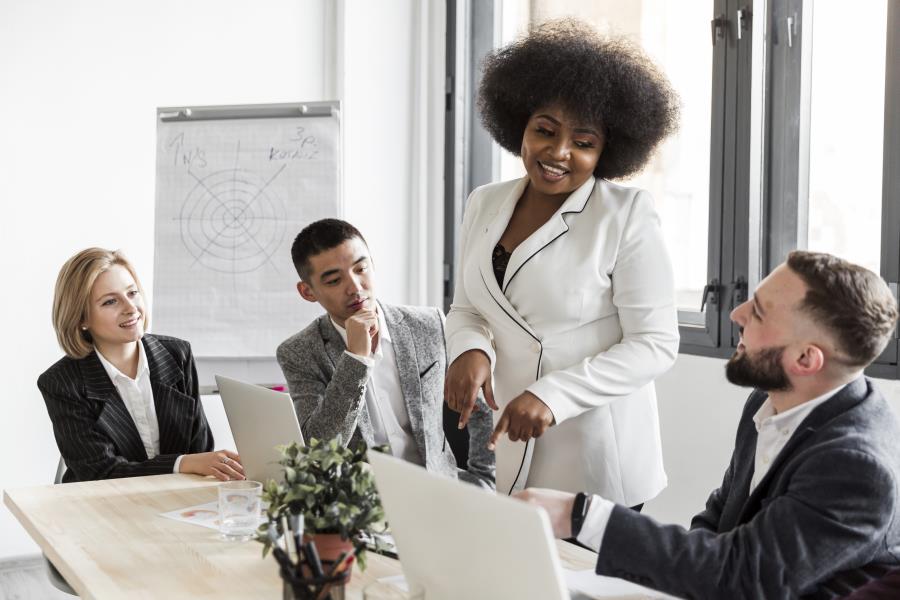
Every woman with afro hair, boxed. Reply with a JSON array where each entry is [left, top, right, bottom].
[[445, 20, 681, 506]]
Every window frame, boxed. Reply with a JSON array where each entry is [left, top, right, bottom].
[[444, 0, 900, 379], [870, 0, 900, 378], [443, 0, 499, 313], [680, 0, 758, 359]]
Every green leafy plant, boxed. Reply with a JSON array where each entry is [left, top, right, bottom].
[[257, 437, 385, 568]]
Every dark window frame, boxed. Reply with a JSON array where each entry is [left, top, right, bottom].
[[444, 0, 900, 379], [680, 0, 757, 359]]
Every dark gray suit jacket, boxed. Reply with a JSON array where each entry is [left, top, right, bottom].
[[38, 334, 214, 483], [276, 303, 495, 488], [595, 377, 900, 599]]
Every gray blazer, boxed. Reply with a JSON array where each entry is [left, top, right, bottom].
[[595, 377, 900, 599], [276, 303, 495, 488]]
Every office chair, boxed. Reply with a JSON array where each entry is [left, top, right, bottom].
[[442, 403, 470, 469], [44, 457, 76, 596]]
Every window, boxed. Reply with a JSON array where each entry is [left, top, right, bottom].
[[446, 0, 900, 376], [805, 2, 887, 274], [767, 0, 899, 377], [497, 1, 715, 319]]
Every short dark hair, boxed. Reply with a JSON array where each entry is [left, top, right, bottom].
[[290, 219, 368, 281], [787, 250, 898, 368], [478, 19, 680, 181]]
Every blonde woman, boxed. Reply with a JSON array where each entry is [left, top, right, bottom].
[[38, 248, 244, 483]]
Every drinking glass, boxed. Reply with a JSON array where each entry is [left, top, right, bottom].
[[218, 480, 262, 541]]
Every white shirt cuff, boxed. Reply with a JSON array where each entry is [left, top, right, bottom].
[[344, 349, 375, 367], [576, 495, 615, 552], [173, 455, 184, 474]]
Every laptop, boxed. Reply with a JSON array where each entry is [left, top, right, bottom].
[[215, 375, 305, 483], [367, 451, 570, 600]]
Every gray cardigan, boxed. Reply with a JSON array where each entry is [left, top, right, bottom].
[[595, 376, 900, 599], [277, 303, 495, 488]]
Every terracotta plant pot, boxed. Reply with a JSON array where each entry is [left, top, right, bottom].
[[303, 533, 355, 581]]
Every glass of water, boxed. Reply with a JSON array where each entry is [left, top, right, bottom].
[[218, 480, 262, 541]]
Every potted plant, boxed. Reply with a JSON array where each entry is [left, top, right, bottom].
[[257, 436, 385, 570]]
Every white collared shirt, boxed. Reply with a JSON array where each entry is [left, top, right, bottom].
[[330, 311, 423, 466], [575, 383, 849, 552], [749, 383, 846, 492], [96, 341, 183, 473]]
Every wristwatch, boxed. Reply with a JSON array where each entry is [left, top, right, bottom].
[[571, 492, 593, 538]]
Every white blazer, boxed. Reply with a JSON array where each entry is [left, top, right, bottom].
[[446, 176, 679, 505]]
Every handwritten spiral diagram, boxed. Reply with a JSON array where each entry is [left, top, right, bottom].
[[176, 166, 287, 274]]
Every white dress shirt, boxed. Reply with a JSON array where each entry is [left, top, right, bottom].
[[330, 311, 423, 466], [749, 383, 846, 492], [575, 383, 848, 552], [96, 342, 184, 473]]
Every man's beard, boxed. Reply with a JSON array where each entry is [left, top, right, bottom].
[[726, 346, 792, 392]]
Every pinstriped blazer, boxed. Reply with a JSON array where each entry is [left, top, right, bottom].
[[38, 334, 214, 483]]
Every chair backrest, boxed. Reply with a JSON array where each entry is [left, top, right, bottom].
[[54, 457, 66, 484], [46, 457, 77, 594], [442, 402, 470, 468]]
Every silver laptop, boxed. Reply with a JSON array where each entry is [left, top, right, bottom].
[[216, 375, 304, 483], [368, 451, 570, 600]]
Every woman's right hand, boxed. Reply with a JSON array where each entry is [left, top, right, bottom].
[[445, 349, 498, 428], [179, 449, 245, 481]]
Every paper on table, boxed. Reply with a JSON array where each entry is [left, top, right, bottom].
[[564, 568, 681, 599], [376, 575, 409, 592], [160, 500, 265, 531], [375, 570, 678, 600]]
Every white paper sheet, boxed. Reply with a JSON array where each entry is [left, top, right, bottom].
[[159, 500, 266, 531], [160, 500, 222, 531], [153, 112, 339, 356], [564, 568, 681, 599]]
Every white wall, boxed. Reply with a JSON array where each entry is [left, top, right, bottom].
[[340, 1, 415, 304], [0, 0, 441, 562], [339, 1, 445, 307], [0, 0, 327, 560]]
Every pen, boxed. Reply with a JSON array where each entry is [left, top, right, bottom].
[[303, 540, 325, 579], [267, 526, 295, 575], [331, 555, 355, 578], [272, 545, 295, 575], [289, 513, 304, 561], [280, 515, 295, 558], [326, 550, 351, 577], [326, 544, 363, 578], [315, 559, 352, 600], [316, 553, 357, 600]]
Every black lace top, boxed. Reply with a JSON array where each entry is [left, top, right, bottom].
[[492, 243, 512, 289]]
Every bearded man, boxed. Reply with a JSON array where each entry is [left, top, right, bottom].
[[517, 251, 900, 599]]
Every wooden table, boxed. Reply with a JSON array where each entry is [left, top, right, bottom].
[[4, 474, 603, 599]]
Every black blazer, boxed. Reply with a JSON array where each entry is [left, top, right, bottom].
[[595, 376, 900, 599], [38, 334, 214, 483]]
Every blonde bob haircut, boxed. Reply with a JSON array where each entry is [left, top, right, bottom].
[[52, 248, 149, 359]]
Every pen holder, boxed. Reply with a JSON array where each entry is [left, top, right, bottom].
[[280, 559, 350, 600]]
